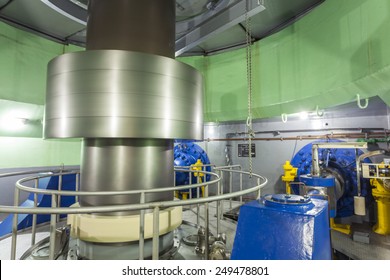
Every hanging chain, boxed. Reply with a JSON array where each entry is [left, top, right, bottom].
[[245, 0, 255, 177]]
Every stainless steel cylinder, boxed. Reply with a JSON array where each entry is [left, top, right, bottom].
[[80, 138, 173, 207], [44, 50, 203, 140], [86, 0, 175, 58]]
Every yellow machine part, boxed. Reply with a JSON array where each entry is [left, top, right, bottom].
[[330, 218, 351, 235], [178, 159, 206, 200], [371, 178, 390, 235], [191, 159, 205, 197], [282, 161, 297, 194]]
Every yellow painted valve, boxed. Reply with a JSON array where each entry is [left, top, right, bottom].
[[282, 161, 298, 194], [371, 178, 390, 235], [191, 159, 205, 197]]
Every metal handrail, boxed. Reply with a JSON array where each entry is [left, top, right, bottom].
[[0, 168, 79, 179], [12, 170, 219, 198], [0, 165, 267, 260], [1, 170, 267, 214]]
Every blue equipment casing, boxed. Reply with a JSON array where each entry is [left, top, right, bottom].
[[174, 142, 211, 197], [291, 140, 372, 217], [231, 194, 331, 260]]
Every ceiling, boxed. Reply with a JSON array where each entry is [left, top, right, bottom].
[[0, 0, 325, 56]]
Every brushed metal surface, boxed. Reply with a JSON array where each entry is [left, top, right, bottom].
[[80, 138, 173, 208], [44, 50, 203, 140], [86, 0, 175, 58]]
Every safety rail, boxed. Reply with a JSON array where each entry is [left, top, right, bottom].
[[0, 166, 267, 260]]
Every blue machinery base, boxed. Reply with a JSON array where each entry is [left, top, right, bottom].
[[232, 194, 331, 260]]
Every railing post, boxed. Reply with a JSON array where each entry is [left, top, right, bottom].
[[31, 178, 39, 246], [257, 178, 261, 199], [49, 194, 57, 260], [11, 188, 20, 260], [75, 172, 80, 203], [139, 192, 145, 260], [57, 171, 63, 222], [204, 183, 209, 260], [229, 166, 233, 210], [189, 170, 193, 200], [220, 171, 224, 219], [196, 175, 200, 226], [240, 172, 243, 204], [152, 206, 160, 260], [216, 170, 221, 236]]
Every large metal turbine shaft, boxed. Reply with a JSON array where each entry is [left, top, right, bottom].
[[44, 0, 203, 258]]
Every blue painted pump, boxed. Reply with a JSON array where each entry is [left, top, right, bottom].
[[231, 194, 331, 260], [0, 174, 76, 238], [290, 140, 372, 218], [174, 142, 211, 197]]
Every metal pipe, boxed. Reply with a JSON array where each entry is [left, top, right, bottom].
[[57, 172, 62, 222], [257, 177, 261, 199], [216, 170, 221, 235], [0, 168, 79, 179], [229, 167, 233, 209], [31, 178, 38, 246], [220, 171, 224, 219], [75, 172, 79, 204], [205, 132, 390, 142], [49, 194, 57, 260], [197, 176, 200, 226], [312, 144, 320, 176], [226, 127, 388, 137], [152, 206, 160, 260], [11, 188, 19, 260], [214, 165, 241, 170], [204, 184, 209, 260], [240, 172, 243, 204], [189, 172, 193, 200]]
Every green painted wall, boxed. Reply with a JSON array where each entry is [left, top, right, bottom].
[[0, 137, 81, 168], [0, 22, 83, 105], [180, 0, 390, 122], [0, 22, 83, 167], [1, 0, 390, 167]]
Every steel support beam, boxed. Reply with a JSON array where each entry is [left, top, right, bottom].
[[175, 0, 265, 57]]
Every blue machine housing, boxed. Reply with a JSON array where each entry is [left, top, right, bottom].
[[0, 173, 76, 237], [299, 175, 337, 218], [231, 194, 331, 260], [174, 142, 211, 191], [290, 140, 372, 217]]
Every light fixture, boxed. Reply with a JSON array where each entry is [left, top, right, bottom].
[[0, 117, 28, 131], [299, 111, 309, 120]]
